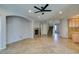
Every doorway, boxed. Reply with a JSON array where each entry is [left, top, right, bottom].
[[53, 24, 60, 41], [48, 26, 53, 37]]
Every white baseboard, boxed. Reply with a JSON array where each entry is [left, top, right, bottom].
[[0, 47, 6, 51]]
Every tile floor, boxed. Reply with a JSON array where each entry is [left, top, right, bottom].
[[0, 36, 79, 54]]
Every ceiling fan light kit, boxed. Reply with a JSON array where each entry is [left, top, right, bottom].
[[34, 4, 52, 15]]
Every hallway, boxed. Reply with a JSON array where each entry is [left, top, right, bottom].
[[0, 36, 79, 54]]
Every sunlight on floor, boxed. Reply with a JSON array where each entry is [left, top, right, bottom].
[[53, 33, 59, 43], [0, 36, 79, 54]]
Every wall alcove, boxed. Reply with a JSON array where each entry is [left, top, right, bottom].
[[6, 15, 33, 44]]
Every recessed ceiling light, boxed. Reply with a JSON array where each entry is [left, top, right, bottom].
[[59, 11, 63, 14], [28, 10, 32, 13]]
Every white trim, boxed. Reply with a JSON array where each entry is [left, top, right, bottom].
[[0, 47, 6, 51]]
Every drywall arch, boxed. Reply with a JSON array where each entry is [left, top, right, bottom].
[[0, 15, 33, 50], [7, 14, 30, 20], [6, 15, 33, 44]]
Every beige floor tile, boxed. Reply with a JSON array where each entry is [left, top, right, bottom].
[[0, 36, 79, 54]]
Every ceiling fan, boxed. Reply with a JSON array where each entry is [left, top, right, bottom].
[[34, 4, 52, 15]]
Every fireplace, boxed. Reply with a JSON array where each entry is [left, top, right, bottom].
[[35, 29, 39, 35], [34, 28, 40, 37]]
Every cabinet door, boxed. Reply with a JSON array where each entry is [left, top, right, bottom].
[[68, 18, 79, 39], [72, 33, 79, 42]]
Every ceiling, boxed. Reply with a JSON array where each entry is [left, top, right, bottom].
[[0, 4, 79, 21]]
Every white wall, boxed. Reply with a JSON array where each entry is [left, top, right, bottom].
[[6, 16, 33, 44], [41, 23, 49, 35], [48, 19, 60, 26], [0, 17, 1, 49], [33, 21, 40, 29], [60, 19, 68, 38], [0, 16, 6, 49]]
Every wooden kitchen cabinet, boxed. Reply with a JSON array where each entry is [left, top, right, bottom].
[[72, 32, 79, 43], [68, 17, 79, 39]]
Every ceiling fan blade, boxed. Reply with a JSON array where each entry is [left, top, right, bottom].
[[34, 6, 41, 11], [34, 11, 41, 13], [43, 10, 52, 11], [42, 4, 49, 10]]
